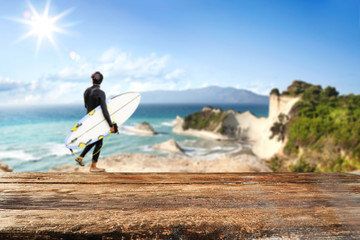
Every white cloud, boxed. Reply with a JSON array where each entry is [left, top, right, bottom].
[[56, 48, 183, 85], [51, 47, 189, 99], [165, 69, 184, 80], [127, 82, 149, 92], [47, 82, 80, 100], [108, 83, 122, 96], [123, 77, 132, 82], [127, 80, 177, 92], [0, 74, 84, 105], [24, 94, 41, 103], [29, 80, 38, 91], [200, 82, 220, 88], [1, 48, 188, 105], [102, 52, 171, 79], [241, 81, 274, 95], [0, 76, 21, 91], [57, 59, 93, 80], [179, 82, 192, 91], [201, 83, 209, 88], [99, 47, 123, 62]]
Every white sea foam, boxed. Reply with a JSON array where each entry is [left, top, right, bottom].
[[161, 118, 177, 127], [179, 139, 244, 160], [0, 150, 41, 161], [118, 126, 137, 135], [181, 146, 215, 160], [161, 122, 174, 127], [210, 146, 237, 151], [139, 145, 154, 152], [46, 143, 73, 157]]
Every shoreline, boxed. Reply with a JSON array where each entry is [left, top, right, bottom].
[[1, 103, 270, 172], [49, 152, 271, 173]]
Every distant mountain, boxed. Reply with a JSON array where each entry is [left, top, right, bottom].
[[140, 86, 269, 104]]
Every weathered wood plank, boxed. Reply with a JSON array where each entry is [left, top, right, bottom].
[[0, 172, 359, 239], [1, 172, 359, 184]]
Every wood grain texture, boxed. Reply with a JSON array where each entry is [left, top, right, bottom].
[[0, 172, 359, 239]]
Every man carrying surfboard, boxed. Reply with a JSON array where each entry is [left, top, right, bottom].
[[75, 71, 116, 172]]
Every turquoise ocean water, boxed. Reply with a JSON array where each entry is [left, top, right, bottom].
[[0, 103, 268, 172]]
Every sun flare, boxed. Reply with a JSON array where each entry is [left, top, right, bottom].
[[11, 0, 73, 54], [31, 15, 55, 38]]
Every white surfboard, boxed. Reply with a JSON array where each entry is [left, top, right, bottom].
[[65, 92, 141, 150]]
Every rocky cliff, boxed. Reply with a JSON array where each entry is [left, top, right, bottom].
[[173, 93, 300, 159], [130, 122, 158, 135], [251, 94, 300, 158], [270, 81, 360, 172], [0, 162, 13, 172]]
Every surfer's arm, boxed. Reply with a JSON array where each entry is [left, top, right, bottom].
[[99, 92, 114, 128], [83, 88, 89, 109]]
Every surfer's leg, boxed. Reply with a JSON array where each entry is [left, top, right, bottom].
[[92, 139, 103, 163], [75, 143, 95, 166], [90, 140, 105, 172], [75, 156, 84, 166], [80, 143, 95, 158]]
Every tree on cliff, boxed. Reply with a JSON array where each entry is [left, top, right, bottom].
[[270, 113, 289, 142], [281, 80, 312, 96], [270, 88, 280, 96]]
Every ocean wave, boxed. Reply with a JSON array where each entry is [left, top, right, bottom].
[[0, 150, 41, 161], [210, 146, 239, 151], [46, 143, 73, 157], [185, 150, 224, 160], [161, 118, 177, 127], [181, 138, 241, 150], [119, 126, 166, 137], [180, 146, 214, 159], [118, 126, 138, 135], [161, 122, 175, 127], [180, 141, 243, 160], [139, 145, 154, 152]]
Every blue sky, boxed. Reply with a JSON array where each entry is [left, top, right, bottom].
[[0, 0, 359, 105]]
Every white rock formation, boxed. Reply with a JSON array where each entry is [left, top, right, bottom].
[[173, 111, 230, 140], [130, 122, 157, 135], [152, 138, 184, 154], [162, 117, 179, 127], [251, 94, 300, 158], [223, 94, 300, 158], [173, 94, 300, 159], [0, 162, 13, 172]]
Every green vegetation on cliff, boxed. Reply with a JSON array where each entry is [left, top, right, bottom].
[[180, 80, 360, 173], [183, 107, 229, 133], [270, 81, 360, 172]]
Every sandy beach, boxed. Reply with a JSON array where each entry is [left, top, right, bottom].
[[49, 152, 271, 173]]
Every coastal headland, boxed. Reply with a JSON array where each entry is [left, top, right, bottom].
[[1, 81, 360, 239], [0, 172, 359, 239]]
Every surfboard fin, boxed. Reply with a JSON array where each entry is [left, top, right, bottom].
[[89, 109, 95, 115], [79, 142, 87, 148], [71, 123, 82, 132]]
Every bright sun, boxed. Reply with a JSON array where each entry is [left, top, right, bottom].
[[31, 15, 55, 38], [12, 0, 73, 54]]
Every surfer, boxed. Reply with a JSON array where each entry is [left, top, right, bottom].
[[75, 71, 116, 172]]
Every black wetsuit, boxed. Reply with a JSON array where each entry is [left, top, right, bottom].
[[80, 85, 113, 162]]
